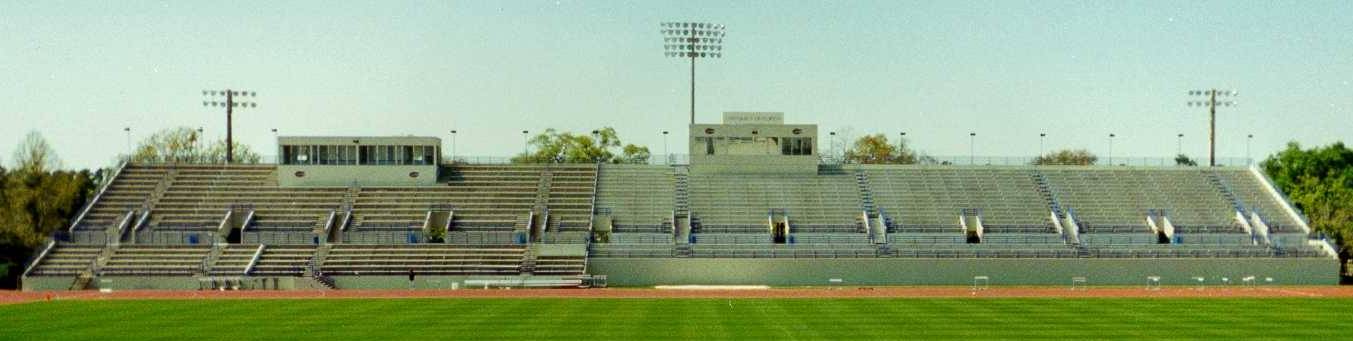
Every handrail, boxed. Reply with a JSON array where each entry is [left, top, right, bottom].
[[244, 244, 266, 276], [20, 241, 57, 279], [1209, 169, 1249, 212], [114, 210, 137, 243], [322, 210, 336, 235], [133, 209, 152, 233], [216, 210, 234, 236], [1248, 165, 1313, 233], [67, 160, 129, 232], [242, 210, 256, 231], [421, 210, 434, 236], [587, 162, 601, 232], [340, 207, 353, 231]]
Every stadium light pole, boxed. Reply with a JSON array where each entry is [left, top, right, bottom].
[[271, 129, 279, 163], [1177, 134, 1184, 155], [661, 22, 725, 125], [1188, 89, 1236, 167], [829, 131, 837, 163], [898, 132, 907, 163], [202, 89, 258, 164], [196, 127, 205, 163], [591, 130, 602, 163], [521, 130, 529, 157], [1246, 134, 1253, 165], [123, 127, 131, 161], [662, 131, 670, 165], [1039, 133, 1046, 158], [969, 132, 976, 165], [1108, 133, 1116, 166], [449, 130, 457, 163]]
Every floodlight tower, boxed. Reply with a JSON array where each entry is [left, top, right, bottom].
[[661, 22, 725, 125], [202, 89, 258, 163], [1187, 89, 1236, 167]]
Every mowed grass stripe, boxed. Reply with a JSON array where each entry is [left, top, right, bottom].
[[0, 298, 1349, 340]]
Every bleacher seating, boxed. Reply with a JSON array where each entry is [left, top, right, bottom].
[[100, 245, 211, 276], [351, 164, 595, 232], [689, 169, 861, 233], [321, 244, 526, 275], [31, 162, 1331, 287], [596, 164, 675, 233], [533, 255, 586, 276], [75, 166, 166, 230], [208, 244, 257, 275], [1044, 168, 1238, 232], [151, 165, 345, 231], [689, 244, 880, 258], [866, 166, 1054, 233], [250, 245, 316, 276], [889, 244, 1080, 258], [26, 245, 101, 276], [589, 243, 675, 258], [1083, 244, 1274, 258], [1213, 169, 1304, 232]]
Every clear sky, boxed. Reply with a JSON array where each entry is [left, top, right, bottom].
[[2, 0, 1351, 169]]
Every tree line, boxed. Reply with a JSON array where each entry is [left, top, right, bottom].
[[510, 127, 651, 164], [837, 133, 1202, 166], [0, 127, 260, 288]]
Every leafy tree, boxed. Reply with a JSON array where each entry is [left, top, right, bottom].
[[1174, 154, 1198, 167], [843, 134, 918, 164], [511, 127, 649, 164], [0, 132, 97, 288], [205, 140, 263, 164], [12, 131, 60, 173], [1033, 149, 1098, 166], [131, 127, 262, 164], [1260, 142, 1353, 254], [619, 144, 651, 165]]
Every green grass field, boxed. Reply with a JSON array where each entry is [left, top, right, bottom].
[[1, 298, 1350, 340]]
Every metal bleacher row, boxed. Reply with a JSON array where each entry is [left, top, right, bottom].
[[351, 164, 595, 232], [594, 164, 1325, 260], [152, 165, 345, 231], [688, 168, 862, 233], [863, 166, 1054, 233], [28, 243, 586, 278], [31, 162, 1328, 281], [594, 164, 675, 233], [1042, 168, 1241, 233]]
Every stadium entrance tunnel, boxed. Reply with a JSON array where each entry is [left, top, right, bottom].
[[769, 209, 788, 244], [772, 222, 787, 244]]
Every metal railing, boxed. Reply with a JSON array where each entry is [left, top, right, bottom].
[[118, 153, 1256, 168]]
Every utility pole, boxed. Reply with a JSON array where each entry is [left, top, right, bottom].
[[203, 89, 257, 163], [1188, 89, 1236, 167], [662, 22, 725, 125]]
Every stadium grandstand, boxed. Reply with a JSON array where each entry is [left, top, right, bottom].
[[20, 112, 1340, 290]]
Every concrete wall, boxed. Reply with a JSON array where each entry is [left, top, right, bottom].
[[277, 165, 436, 187], [92, 276, 202, 290], [588, 257, 1339, 286], [331, 275, 573, 289], [22, 276, 76, 291]]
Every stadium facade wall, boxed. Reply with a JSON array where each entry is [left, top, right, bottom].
[[277, 165, 436, 187], [22, 276, 76, 291], [588, 258, 1339, 286]]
